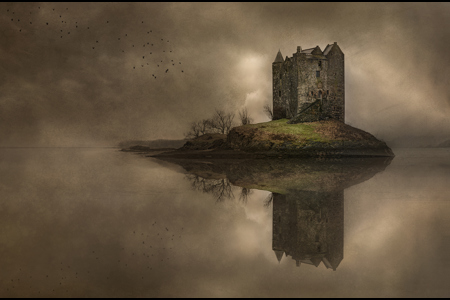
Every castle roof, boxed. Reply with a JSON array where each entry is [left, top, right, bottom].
[[323, 44, 333, 55], [301, 46, 327, 59], [301, 48, 315, 54], [273, 50, 284, 63]]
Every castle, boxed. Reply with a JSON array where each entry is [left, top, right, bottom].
[[272, 42, 344, 122]]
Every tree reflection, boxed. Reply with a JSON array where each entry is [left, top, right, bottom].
[[185, 174, 234, 202]]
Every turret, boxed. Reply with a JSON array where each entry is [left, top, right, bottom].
[[272, 50, 285, 119]]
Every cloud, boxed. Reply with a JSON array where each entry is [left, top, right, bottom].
[[0, 3, 449, 146]]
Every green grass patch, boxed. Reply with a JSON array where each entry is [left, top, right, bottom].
[[243, 119, 330, 143]]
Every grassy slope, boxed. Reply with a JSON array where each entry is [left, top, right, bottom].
[[232, 118, 382, 148]]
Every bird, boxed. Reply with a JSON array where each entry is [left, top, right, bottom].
[[46, 22, 48, 25], [165, 69, 169, 73]]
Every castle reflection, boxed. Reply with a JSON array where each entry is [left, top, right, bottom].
[[156, 156, 393, 270], [272, 191, 343, 270]]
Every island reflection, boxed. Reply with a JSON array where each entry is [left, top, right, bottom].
[[155, 156, 393, 270]]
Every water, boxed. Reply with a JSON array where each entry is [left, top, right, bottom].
[[0, 147, 449, 297]]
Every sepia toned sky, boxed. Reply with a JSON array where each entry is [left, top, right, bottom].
[[1, 2, 449, 147]]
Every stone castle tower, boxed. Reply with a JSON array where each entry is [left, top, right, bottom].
[[272, 43, 344, 122]]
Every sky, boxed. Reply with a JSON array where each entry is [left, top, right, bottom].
[[1, 2, 449, 147]]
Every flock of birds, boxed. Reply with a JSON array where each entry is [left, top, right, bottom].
[[5, 4, 185, 78], [2, 223, 185, 297]]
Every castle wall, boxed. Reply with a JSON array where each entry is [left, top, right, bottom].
[[297, 56, 329, 115]]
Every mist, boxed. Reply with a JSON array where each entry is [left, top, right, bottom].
[[1, 3, 449, 147]]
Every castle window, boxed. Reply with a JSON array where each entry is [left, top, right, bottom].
[[318, 61, 322, 67], [279, 90, 281, 97], [279, 73, 282, 79], [316, 71, 320, 77]]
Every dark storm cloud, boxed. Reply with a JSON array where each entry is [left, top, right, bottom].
[[0, 3, 449, 146]]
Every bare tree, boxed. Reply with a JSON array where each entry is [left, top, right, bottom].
[[263, 193, 273, 208], [238, 108, 253, 125], [209, 109, 235, 134], [263, 104, 273, 120], [184, 121, 201, 139], [198, 119, 212, 135], [184, 118, 213, 139]]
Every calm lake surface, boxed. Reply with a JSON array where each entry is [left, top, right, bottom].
[[1, 147, 450, 297]]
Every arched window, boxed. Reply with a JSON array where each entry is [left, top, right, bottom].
[[279, 90, 281, 97]]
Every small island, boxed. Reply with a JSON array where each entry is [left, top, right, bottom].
[[148, 118, 393, 159], [123, 42, 394, 158]]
